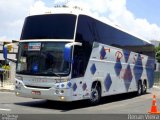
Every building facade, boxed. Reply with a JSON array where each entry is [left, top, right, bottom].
[[0, 41, 18, 81]]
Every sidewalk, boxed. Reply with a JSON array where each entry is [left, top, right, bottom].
[[0, 80, 14, 92]]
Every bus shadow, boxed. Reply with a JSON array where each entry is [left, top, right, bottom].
[[15, 92, 150, 112]]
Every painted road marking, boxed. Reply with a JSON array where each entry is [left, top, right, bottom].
[[0, 108, 11, 111]]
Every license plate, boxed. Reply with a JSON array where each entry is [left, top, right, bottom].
[[31, 91, 41, 95]]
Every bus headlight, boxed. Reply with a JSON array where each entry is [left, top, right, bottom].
[[15, 92, 20, 96], [15, 85, 21, 90], [60, 96, 65, 100], [55, 90, 59, 94], [60, 90, 64, 94]]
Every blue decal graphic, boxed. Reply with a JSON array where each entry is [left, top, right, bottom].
[[61, 84, 65, 88], [123, 65, 133, 91], [90, 64, 97, 75], [123, 65, 133, 81], [100, 47, 106, 59], [67, 82, 72, 88], [123, 50, 130, 63], [114, 61, 122, 76], [82, 83, 87, 91], [104, 74, 112, 92], [73, 83, 77, 92], [133, 54, 143, 81], [146, 57, 155, 88]]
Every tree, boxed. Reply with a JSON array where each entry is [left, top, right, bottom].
[[155, 46, 160, 62]]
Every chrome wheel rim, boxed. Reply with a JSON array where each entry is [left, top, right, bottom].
[[90, 88, 99, 102], [138, 83, 142, 94], [143, 84, 147, 92]]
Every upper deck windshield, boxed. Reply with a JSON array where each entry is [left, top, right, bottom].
[[20, 14, 77, 40]]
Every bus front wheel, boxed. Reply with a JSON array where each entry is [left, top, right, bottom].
[[89, 83, 101, 105]]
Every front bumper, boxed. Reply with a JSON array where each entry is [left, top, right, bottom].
[[15, 80, 73, 102]]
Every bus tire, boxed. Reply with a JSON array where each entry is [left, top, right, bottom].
[[142, 80, 147, 94], [89, 83, 101, 105], [137, 81, 142, 96]]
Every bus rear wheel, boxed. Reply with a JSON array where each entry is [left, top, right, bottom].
[[142, 80, 147, 94], [89, 83, 101, 105], [137, 81, 142, 96]]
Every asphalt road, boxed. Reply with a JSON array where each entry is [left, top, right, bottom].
[[1, 87, 160, 115]]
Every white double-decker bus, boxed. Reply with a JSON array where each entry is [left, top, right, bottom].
[[4, 7, 155, 104]]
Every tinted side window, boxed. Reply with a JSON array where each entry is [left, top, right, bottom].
[[94, 17, 145, 47], [76, 15, 96, 44], [73, 16, 93, 78], [77, 15, 154, 57]]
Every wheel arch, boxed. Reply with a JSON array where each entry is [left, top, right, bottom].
[[91, 80, 102, 94], [143, 79, 147, 86]]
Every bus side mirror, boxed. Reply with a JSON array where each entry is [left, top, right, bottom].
[[64, 42, 82, 63], [3, 46, 8, 60], [64, 44, 72, 62]]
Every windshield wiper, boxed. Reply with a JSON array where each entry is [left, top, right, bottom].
[[51, 72, 61, 78], [44, 70, 62, 79], [52, 72, 63, 83]]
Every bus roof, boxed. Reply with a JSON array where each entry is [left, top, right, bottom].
[[29, 6, 152, 44]]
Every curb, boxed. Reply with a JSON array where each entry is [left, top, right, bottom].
[[0, 85, 15, 92], [0, 89, 14, 92], [153, 86, 160, 89]]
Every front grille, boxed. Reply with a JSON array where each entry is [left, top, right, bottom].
[[25, 85, 51, 89]]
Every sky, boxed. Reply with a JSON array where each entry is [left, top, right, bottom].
[[127, 0, 160, 26], [0, 0, 160, 41]]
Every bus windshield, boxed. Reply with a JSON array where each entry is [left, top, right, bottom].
[[16, 42, 70, 76], [20, 14, 77, 40]]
